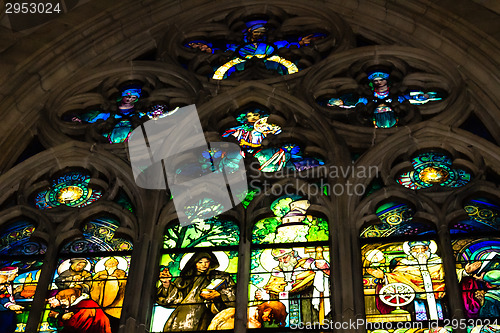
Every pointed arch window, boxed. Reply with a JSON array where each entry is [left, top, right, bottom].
[[450, 198, 500, 323], [250, 195, 331, 328], [0, 220, 46, 332], [151, 218, 239, 332], [39, 217, 133, 332], [360, 201, 447, 328]]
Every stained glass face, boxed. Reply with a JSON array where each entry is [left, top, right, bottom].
[[452, 238, 500, 319], [396, 152, 471, 190], [250, 196, 330, 327], [360, 202, 436, 238], [190, 20, 326, 80], [362, 240, 447, 322], [450, 199, 500, 234], [39, 217, 132, 332], [34, 172, 102, 209], [319, 70, 446, 129], [0, 221, 45, 332], [254, 144, 324, 172]]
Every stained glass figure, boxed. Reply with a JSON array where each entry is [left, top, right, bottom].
[[452, 238, 500, 319], [250, 196, 330, 327], [396, 152, 471, 190], [360, 202, 436, 238], [0, 221, 45, 333], [322, 71, 445, 129], [34, 171, 102, 209], [450, 199, 500, 234], [222, 109, 281, 153], [64, 86, 179, 144], [254, 144, 324, 172], [39, 217, 132, 333], [185, 20, 326, 80], [152, 218, 239, 332], [362, 240, 447, 323]]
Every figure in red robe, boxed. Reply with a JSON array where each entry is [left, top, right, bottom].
[[49, 288, 112, 333]]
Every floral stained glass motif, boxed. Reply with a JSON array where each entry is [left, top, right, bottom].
[[60, 217, 132, 254], [65, 86, 179, 144], [39, 217, 132, 333], [452, 238, 500, 319], [152, 218, 239, 332], [360, 202, 436, 238], [250, 196, 330, 328], [362, 240, 447, 323], [396, 152, 471, 190], [186, 20, 326, 80], [323, 71, 445, 129], [34, 171, 102, 209], [450, 199, 500, 234], [0, 222, 46, 333]]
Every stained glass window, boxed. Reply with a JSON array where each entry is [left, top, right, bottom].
[[450, 199, 500, 234], [452, 238, 500, 319], [63, 86, 179, 144], [362, 240, 447, 323], [39, 217, 132, 332], [184, 19, 327, 80], [222, 108, 282, 154], [151, 218, 239, 332], [0, 221, 46, 332], [396, 152, 471, 190], [250, 195, 331, 328], [221, 108, 324, 173], [360, 202, 436, 238], [319, 70, 445, 129], [34, 171, 102, 209], [450, 197, 500, 321]]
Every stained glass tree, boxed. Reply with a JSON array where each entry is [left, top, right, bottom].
[[151, 218, 239, 332], [250, 195, 330, 328], [38, 217, 132, 333], [0, 221, 46, 333]]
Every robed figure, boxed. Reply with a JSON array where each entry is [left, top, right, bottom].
[[157, 252, 236, 331]]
